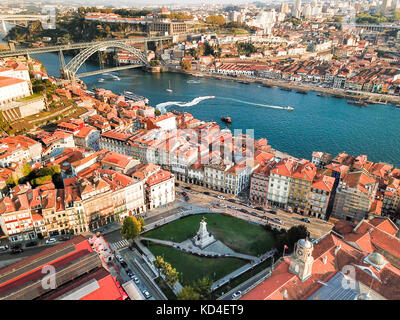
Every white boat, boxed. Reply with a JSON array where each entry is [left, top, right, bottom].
[[166, 80, 173, 93], [98, 78, 104, 83], [285, 106, 294, 111]]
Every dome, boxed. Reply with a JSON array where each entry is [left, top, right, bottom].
[[368, 252, 385, 266], [298, 238, 313, 249]]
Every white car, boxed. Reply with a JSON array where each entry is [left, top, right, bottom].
[[217, 196, 225, 200], [232, 291, 242, 299], [116, 254, 124, 263], [142, 289, 152, 299], [133, 276, 140, 284], [46, 238, 57, 244]]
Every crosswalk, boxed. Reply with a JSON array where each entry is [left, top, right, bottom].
[[110, 239, 129, 251]]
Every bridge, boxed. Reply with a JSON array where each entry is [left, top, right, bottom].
[[0, 15, 50, 32], [342, 23, 400, 32], [0, 36, 172, 58], [0, 36, 172, 80]]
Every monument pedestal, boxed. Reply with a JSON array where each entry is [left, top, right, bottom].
[[193, 217, 216, 249]]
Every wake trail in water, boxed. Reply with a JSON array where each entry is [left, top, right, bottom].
[[156, 96, 215, 113], [218, 97, 286, 110]]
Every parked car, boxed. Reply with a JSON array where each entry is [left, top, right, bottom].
[[0, 245, 9, 251], [59, 236, 70, 242], [268, 210, 277, 215], [120, 261, 128, 268], [115, 254, 124, 263], [232, 291, 242, 299], [239, 208, 249, 213], [217, 195, 225, 200], [203, 191, 210, 195], [25, 241, 38, 247], [11, 245, 23, 254], [46, 238, 57, 244], [133, 276, 140, 284], [255, 206, 264, 211], [302, 218, 311, 223], [184, 186, 191, 190], [228, 199, 236, 203], [273, 218, 282, 224], [126, 269, 133, 276], [175, 182, 179, 187], [142, 289, 152, 299]]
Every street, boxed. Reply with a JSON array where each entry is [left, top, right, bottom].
[[175, 181, 334, 239], [112, 247, 164, 300]]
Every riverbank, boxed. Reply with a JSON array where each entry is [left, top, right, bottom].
[[166, 67, 400, 105]]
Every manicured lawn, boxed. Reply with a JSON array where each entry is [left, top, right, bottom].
[[148, 244, 247, 286], [144, 213, 275, 256]]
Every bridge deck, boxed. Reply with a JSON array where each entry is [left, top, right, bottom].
[[0, 36, 172, 58]]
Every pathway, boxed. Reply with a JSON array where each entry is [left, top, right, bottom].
[[140, 237, 257, 261], [211, 249, 276, 292]]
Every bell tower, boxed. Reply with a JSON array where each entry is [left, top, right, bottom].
[[289, 238, 314, 282]]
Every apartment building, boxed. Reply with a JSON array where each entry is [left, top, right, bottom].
[[74, 126, 100, 151], [287, 160, 317, 214], [99, 130, 132, 155], [331, 170, 378, 222], [309, 175, 335, 219], [130, 164, 175, 210], [382, 178, 400, 218], [0, 136, 42, 167], [0, 76, 31, 105], [267, 159, 295, 209]]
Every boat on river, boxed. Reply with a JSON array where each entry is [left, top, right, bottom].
[[221, 116, 232, 123], [166, 80, 173, 93]]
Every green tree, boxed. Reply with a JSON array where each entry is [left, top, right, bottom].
[[150, 59, 160, 67], [166, 267, 179, 287], [193, 276, 212, 299], [180, 59, 191, 71], [137, 216, 146, 231], [31, 175, 52, 186], [121, 216, 142, 241], [22, 163, 33, 176], [206, 15, 226, 25], [177, 286, 200, 300]]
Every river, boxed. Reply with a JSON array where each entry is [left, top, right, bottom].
[[18, 51, 400, 167]]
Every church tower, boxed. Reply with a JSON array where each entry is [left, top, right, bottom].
[[289, 238, 314, 282]]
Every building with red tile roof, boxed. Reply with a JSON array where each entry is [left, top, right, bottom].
[[331, 170, 378, 223], [241, 218, 400, 300], [129, 164, 175, 210]]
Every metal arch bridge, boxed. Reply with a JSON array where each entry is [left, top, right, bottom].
[[61, 40, 150, 79], [0, 36, 172, 58]]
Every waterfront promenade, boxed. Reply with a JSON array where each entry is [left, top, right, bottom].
[[170, 68, 400, 104]]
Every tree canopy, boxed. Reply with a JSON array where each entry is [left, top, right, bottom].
[[177, 285, 200, 300], [121, 216, 143, 241], [180, 59, 191, 71], [206, 15, 226, 25]]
